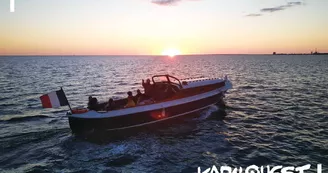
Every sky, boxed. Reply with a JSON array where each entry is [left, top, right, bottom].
[[0, 0, 328, 55]]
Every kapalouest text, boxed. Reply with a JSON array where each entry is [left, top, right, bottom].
[[198, 164, 322, 173]]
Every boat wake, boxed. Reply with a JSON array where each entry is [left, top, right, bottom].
[[0, 115, 53, 123], [195, 105, 219, 120]]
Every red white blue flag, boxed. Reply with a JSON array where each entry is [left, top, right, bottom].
[[40, 89, 68, 108]]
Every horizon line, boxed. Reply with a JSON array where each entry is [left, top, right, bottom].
[[0, 53, 275, 57], [1, 52, 327, 57]]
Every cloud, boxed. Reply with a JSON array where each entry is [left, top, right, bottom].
[[151, 0, 181, 6], [246, 1, 303, 17], [151, 0, 200, 6], [260, 6, 285, 13], [260, 1, 303, 13], [245, 13, 262, 17], [288, 2, 302, 6]]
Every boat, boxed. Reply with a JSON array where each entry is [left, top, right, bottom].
[[67, 74, 232, 134]]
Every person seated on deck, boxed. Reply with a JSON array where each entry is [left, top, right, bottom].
[[132, 89, 154, 105], [125, 91, 136, 108], [142, 79, 153, 97], [134, 89, 143, 103], [87, 96, 100, 111], [106, 98, 116, 111], [137, 94, 154, 105]]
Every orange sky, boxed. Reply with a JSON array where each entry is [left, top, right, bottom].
[[1, 0, 328, 55]]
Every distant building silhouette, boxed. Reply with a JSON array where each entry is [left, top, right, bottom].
[[273, 49, 328, 55]]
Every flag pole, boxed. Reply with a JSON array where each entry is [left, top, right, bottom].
[[61, 87, 72, 112]]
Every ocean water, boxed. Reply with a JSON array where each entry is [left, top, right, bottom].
[[0, 55, 327, 173]]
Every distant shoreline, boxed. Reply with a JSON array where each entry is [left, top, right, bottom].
[[274, 53, 328, 55], [273, 51, 328, 55], [273, 53, 328, 55]]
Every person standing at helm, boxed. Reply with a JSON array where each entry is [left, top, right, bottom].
[[142, 79, 153, 97]]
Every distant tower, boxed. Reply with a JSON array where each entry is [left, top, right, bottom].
[[314, 48, 318, 55]]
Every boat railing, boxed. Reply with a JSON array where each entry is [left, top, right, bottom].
[[180, 76, 206, 81]]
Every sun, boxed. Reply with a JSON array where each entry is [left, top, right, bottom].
[[161, 48, 181, 57]]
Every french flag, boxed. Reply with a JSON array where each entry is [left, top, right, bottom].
[[40, 88, 69, 108]]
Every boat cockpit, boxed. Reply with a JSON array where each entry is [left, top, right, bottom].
[[151, 75, 182, 101], [87, 75, 183, 112]]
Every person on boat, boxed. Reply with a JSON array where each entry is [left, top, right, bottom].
[[134, 89, 142, 103], [133, 89, 153, 105], [106, 98, 116, 111], [142, 79, 153, 97], [137, 94, 154, 105], [88, 96, 99, 111], [125, 91, 136, 108]]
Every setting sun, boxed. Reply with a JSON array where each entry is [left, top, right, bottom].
[[161, 48, 181, 57]]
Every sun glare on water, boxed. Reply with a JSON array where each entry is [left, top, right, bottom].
[[161, 48, 181, 58]]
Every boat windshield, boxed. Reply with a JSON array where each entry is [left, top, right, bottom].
[[152, 75, 182, 88], [168, 76, 180, 86], [153, 76, 169, 83]]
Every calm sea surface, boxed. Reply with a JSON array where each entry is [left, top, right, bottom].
[[0, 55, 327, 173]]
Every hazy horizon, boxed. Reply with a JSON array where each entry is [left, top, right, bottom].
[[2, 52, 325, 57]]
